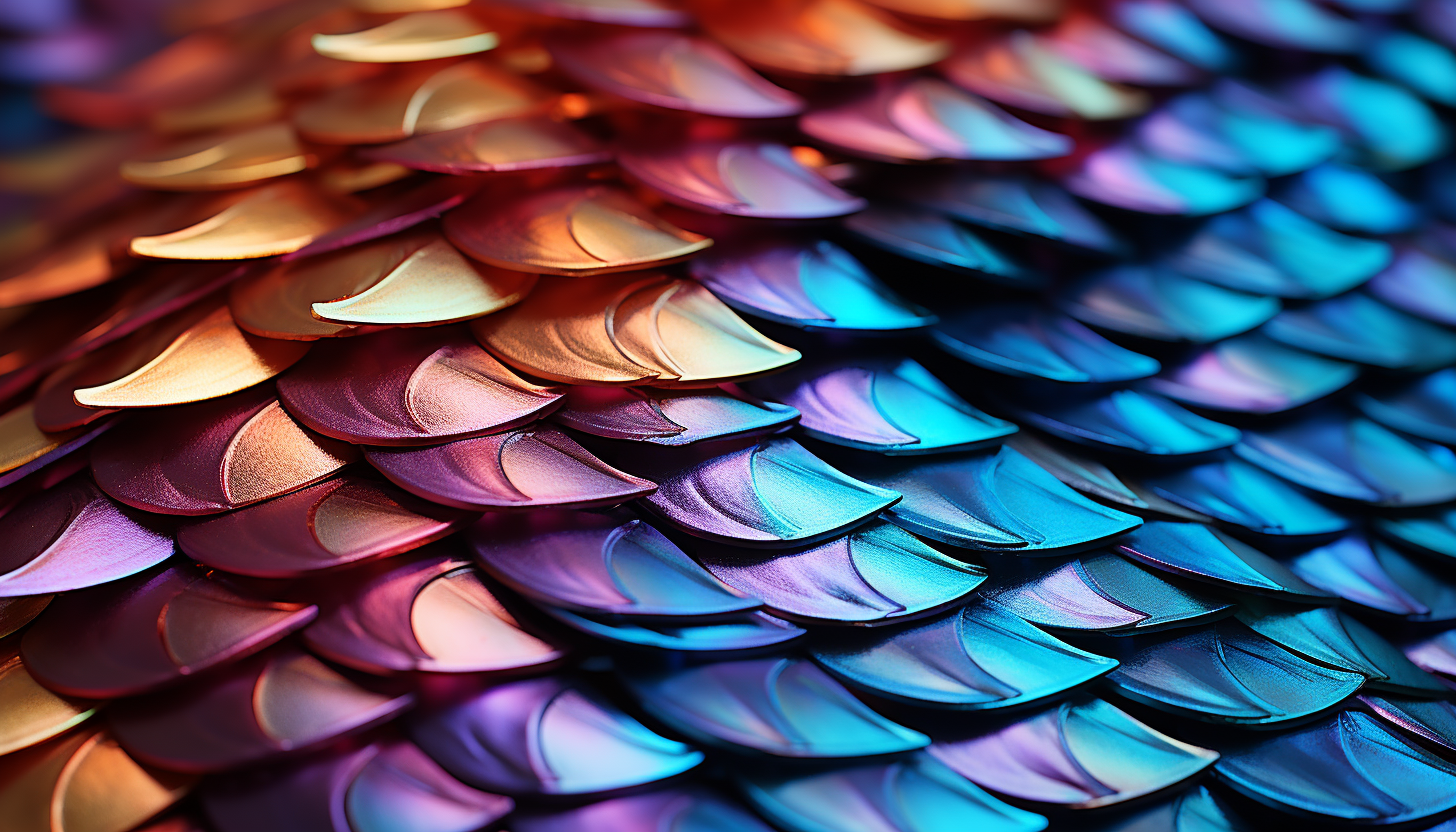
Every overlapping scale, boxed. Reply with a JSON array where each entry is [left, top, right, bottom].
[[202, 741, 512, 832], [1293, 535, 1456, 620], [987, 550, 1233, 632], [1239, 603, 1449, 696], [697, 522, 985, 624], [489, 0, 690, 26], [91, 387, 358, 515], [800, 77, 1072, 162], [689, 237, 936, 332], [119, 123, 309, 191], [621, 656, 929, 757], [0, 475, 173, 595], [814, 602, 1116, 708], [1134, 91, 1340, 177], [893, 173, 1125, 255], [277, 327, 559, 445], [841, 446, 1142, 552], [548, 30, 802, 117], [0, 643, 96, 756], [408, 675, 703, 795], [933, 305, 1160, 383], [1005, 389, 1240, 457], [129, 182, 360, 260], [1185, 0, 1362, 52], [470, 510, 758, 618], [1360, 694, 1456, 757], [443, 185, 712, 276], [1167, 199, 1391, 299], [553, 385, 797, 445], [542, 606, 805, 651], [636, 437, 898, 547], [1140, 460, 1350, 540], [293, 62, 550, 145], [283, 175, 479, 261], [364, 426, 656, 511], [1060, 264, 1280, 343], [1005, 433, 1209, 520], [362, 116, 609, 174], [303, 554, 564, 674], [619, 140, 866, 219], [843, 206, 1032, 284], [750, 358, 1015, 454], [1214, 711, 1456, 824], [943, 32, 1151, 120], [1061, 142, 1264, 216], [1104, 620, 1363, 723], [1292, 66, 1450, 170], [21, 563, 315, 697], [929, 699, 1218, 808], [0, 730, 195, 832], [1358, 369, 1456, 446], [109, 648, 413, 772], [739, 755, 1049, 832], [1276, 162, 1420, 234], [1374, 506, 1456, 562], [1115, 521, 1332, 599], [514, 787, 776, 832], [697, 0, 950, 76], [1263, 291, 1456, 371], [177, 475, 472, 577], [233, 232, 535, 339], [1146, 332, 1360, 414], [310, 11, 498, 63], [1235, 413, 1456, 506]]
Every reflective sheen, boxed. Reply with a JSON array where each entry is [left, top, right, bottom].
[[0, 644, 96, 756], [543, 607, 805, 651], [304, 555, 563, 674], [1277, 163, 1419, 234], [698, 0, 950, 76], [988, 550, 1232, 632], [1007, 389, 1240, 457], [1061, 264, 1280, 343], [471, 510, 758, 617], [1293, 535, 1456, 620], [1235, 414, 1456, 506], [1147, 332, 1360, 414], [553, 386, 797, 445], [489, 0, 690, 25], [22, 564, 316, 697], [71, 305, 310, 409], [1167, 199, 1390, 298], [1293, 67, 1449, 171], [622, 656, 929, 757], [1110, 0, 1234, 72], [129, 182, 359, 260], [362, 117, 610, 174], [843, 446, 1142, 552], [815, 603, 1116, 708], [929, 699, 1218, 807], [1241, 603, 1447, 695], [1116, 521, 1332, 599], [637, 437, 897, 547], [120, 123, 309, 191], [800, 77, 1072, 162], [311, 11, 498, 64], [548, 30, 802, 117], [0, 476, 173, 596], [740, 755, 1048, 832], [178, 476, 472, 578], [618, 141, 866, 219], [365, 426, 656, 511], [1061, 142, 1264, 216], [698, 522, 986, 624], [1262, 292, 1456, 371], [1141, 460, 1349, 539], [1186, 0, 1360, 52], [514, 787, 777, 832], [294, 62, 549, 145], [1366, 248, 1456, 327], [1215, 711, 1456, 824], [278, 328, 560, 445], [933, 304, 1160, 382], [943, 32, 1150, 119], [1374, 506, 1456, 562], [750, 358, 1016, 454], [443, 185, 712, 276], [1136, 92, 1339, 177], [408, 675, 703, 795], [689, 237, 936, 332], [109, 648, 413, 772], [1105, 621, 1363, 723], [92, 388, 356, 515]]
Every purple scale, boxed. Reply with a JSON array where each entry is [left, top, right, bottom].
[[22, 563, 316, 698], [551, 385, 797, 446], [364, 426, 656, 511], [302, 553, 566, 675], [281, 177, 481, 262]]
